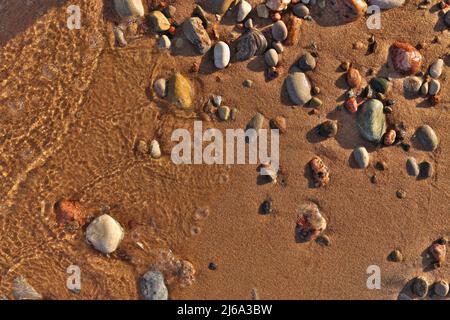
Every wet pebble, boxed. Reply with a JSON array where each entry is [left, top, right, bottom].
[[153, 78, 167, 98], [214, 41, 230, 69], [357, 99, 387, 143], [406, 157, 420, 177], [419, 161, 433, 179], [428, 79, 441, 96], [149, 140, 161, 159], [140, 270, 168, 300], [293, 4, 310, 18], [412, 276, 428, 298], [416, 125, 439, 151], [55, 199, 86, 227], [433, 280, 449, 297], [86, 214, 124, 254], [389, 41, 422, 75], [318, 120, 338, 138], [208, 262, 217, 271], [298, 52, 316, 71], [272, 20, 288, 42], [168, 73, 193, 110], [353, 146, 370, 169], [218, 105, 230, 121], [265, 49, 279, 67], [429, 58, 443, 79], [370, 77, 391, 94], [237, 0, 252, 22]]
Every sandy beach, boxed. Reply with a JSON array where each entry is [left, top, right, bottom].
[[0, 0, 449, 300]]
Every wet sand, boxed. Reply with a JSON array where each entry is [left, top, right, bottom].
[[0, 0, 449, 299]]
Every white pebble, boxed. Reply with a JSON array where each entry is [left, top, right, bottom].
[[214, 41, 230, 70]]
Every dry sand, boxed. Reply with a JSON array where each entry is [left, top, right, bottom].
[[0, 0, 449, 299]]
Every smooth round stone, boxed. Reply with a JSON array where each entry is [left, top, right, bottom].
[[86, 214, 124, 254], [158, 35, 171, 49], [214, 41, 230, 69], [256, 4, 270, 18], [140, 271, 168, 300], [285, 71, 312, 105], [218, 105, 230, 121], [353, 147, 370, 169], [302, 0, 311, 4], [428, 79, 441, 96], [265, 49, 279, 67], [272, 42, 284, 54], [429, 59, 444, 79], [403, 76, 422, 94], [370, 77, 391, 94], [309, 97, 322, 108], [149, 140, 161, 159], [416, 125, 439, 151], [406, 157, 419, 177], [419, 161, 433, 179], [412, 276, 428, 298], [149, 10, 171, 32], [318, 120, 338, 138], [293, 4, 310, 18], [420, 82, 429, 96], [298, 52, 316, 72], [356, 99, 387, 143], [114, 0, 145, 18], [237, 0, 252, 22], [153, 78, 167, 98], [272, 21, 288, 42], [167, 73, 193, 110], [434, 280, 449, 297], [367, 0, 405, 9]]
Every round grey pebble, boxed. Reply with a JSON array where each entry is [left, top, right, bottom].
[[298, 52, 316, 72], [428, 79, 441, 96], [353, 147, 370, 169], [140, 271, 168, 300], [406, 157, 419, 177], [433, 280, 449, 297], [265, 49, 279, 67], [416, 125, 439, 151], [272, 20, 288, 42], [412, 276, 428, 298], [293, 4, 310, 18], [272, 42, 284, 54]]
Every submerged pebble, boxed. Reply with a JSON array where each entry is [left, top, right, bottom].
[[86, 214, 124, 254], [140, 270, 168, 300]]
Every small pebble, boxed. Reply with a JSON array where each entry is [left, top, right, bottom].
[[420, 82, 429, 96], [396, 189, 406, 199], [353, 146, 370, 169], [433, 280, 449, 297], [149, 139, 161, 159], [406, 157, 420, 177], [272, 20, 288, 42], [265, 49, 279, 67], [418, 161, 433, 179], [237, 0, 252, 22], [375, 161, 387, 171], [218, 105, 230, 121], [298, 52, 316, 71], [388, 249, 403, 262], [158, 35, 171, 49], [244, 18, 253, 29], [293, 4, 310, 18], [347, 67, 362, 88], [140, 270, 168, 300], [340, 61, 351, 72], [212, 95, 222, 107], [153, 78, 167, 98], [416, 125, 439, 151], [309, 97, 322, 108], [403, 76, 422, 94], [312, 86, 320, 95], [428, 79, 441, 96], [230, 108, 238, 121], [383, 129, 396, 146], [318, 120, 338, 138], [260, 198, 273, 215], [256, 4, 270, 19], [316, 234, 331, 247], [429, 59, 443, 79], [86, 214, 124, 254], [370, 77, 391, 94], [270, 116, 287, 134], [272, 42, 284, 54], [208, 262, 217, 271], [412, 276, 428, 298], [243, 79, 254, 88]]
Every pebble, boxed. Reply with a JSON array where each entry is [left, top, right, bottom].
[[357, 99, 387, 143], [140, 270, 168, 300], [419, 161, 433, 179], [272, 42, 284, 54], [367, 0, 405, 9], [113, 0, 145, 18], [211, 0, 235, 14], [212, 95, 222, 107], [383, 129, 396, 146], [208, 262, 218, 271], [353, 146, 370, 169], [309, 156, 330, 187], [370, 77, 391, 94], [406, 157, 420, 177], [286, 71, 312, 105], [430, 243, 446, 267], [298, 52, 316, 71], [375, 160, 387, 171], [265, 49, 279, 67], [347, 67, 362, 88], [396, 189, 406, 199], [293, 4, 310, 18], [330, 0, 367, 22], [158, 35, 171, 49], [256, 4, 270, 18], [55, 199, 86, 227], [153, 78, 167, 98], [388, 249, 403, 262], [312, 86, 320, 95], [247, 113, 265, 132], [345, 97, 358, 113], [149, 140, 161, 159], [148, 10, 171, 32], [309, 97, 322, 108], [214, 41, 230, 69], [420, 81, 429, 96], [230, 108, 239, 121], [237, 0, 252, 22], [318, 120, 338, 138], [434, 280, 449, 297], [415, 125, 438, 151], [316, 234, 331, 247], [113, 26, 127, 47], [218, 105, 231, 121], [234, 29, 267, 61], [193, 5, 209, 28], [412, 276, 428, 298], [167, 73, 193, 110], [243, 79, 254, 87], [296, 202, 327, 241], [445, 11, 450, 27], [12, 276, 42, 300], [260, 198, 273, 215], [245, 18, 254, 29], [269, 116, 287, 134], [389, 41, 422, 75], [340, 61, 351, 72], [162, 5, 177, 19], [272, 20, 288, 42], [403, 76, 422, 94], [429, 59, 444, 79], [266, 0, 291, 11], [183, 17, 212, 54], [86, 214, 124, 254], [428, 79, 441, 96]]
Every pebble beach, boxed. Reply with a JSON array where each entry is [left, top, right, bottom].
[[0, 0, 449, 300]]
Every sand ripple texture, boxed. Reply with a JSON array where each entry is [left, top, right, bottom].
[[0, 0, 228, 299]]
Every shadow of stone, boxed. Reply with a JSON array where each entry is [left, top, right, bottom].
[[335, 72, 349, 90], [247, 56, 266, 73], [306, 125, 328, 144], [303, 162, 316, 189], [433, 9, 448, 32]]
